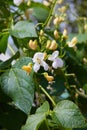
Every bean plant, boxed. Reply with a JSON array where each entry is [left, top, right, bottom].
[[0, 0, 87, 130]]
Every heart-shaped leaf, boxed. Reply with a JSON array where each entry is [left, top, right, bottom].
[[1, 68, 34, 114], [10, 21, 37, 38], [22, 101, 50, 130], [52, 100, 87, 128]]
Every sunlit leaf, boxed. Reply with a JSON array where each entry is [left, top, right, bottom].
[[31, 2, 49, 22], [52, 100, 87, 128], [10, 21, 37, 38], [1, 68, 34, 114]]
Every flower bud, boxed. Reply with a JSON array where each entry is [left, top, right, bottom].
[[53, 17, 64, 26], [43, 72, 54, 82], [62, 29, 68, 39], [40, 30, 44, 36], [49, 40, 58, 50], [54, 30, 59, 39], [84, 24, 87, 31], [27, 0, 31, 6], [43, 52, 47, 60], [29, 40, 37, 50], [67, 37, 78, 47], [83, 57, 87, 64], [46, 40, 51, 49], [57, 0, 63, 4], [58, 6, 67, 13], [22, 63, 32, 73], [53, 17, 59, 26], [43, 0, 50, 6], [71, 37, 78, 44]]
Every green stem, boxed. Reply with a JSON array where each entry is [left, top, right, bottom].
[[0, 32, 9, 36], [65, 73, 75, 77], [42, 0, 57, 28], [2, 28, 9, 32], [39, 85, 56, 107]]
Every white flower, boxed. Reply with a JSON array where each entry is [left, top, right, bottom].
[[13, 0, 23, 6], [32, 52, 49, 72], [48, 51, 63, 69]]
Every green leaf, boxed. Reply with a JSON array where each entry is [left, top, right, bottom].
[[0, 68, 34, 114], [68, 33, 87, 43], [31, 2, 49, 22], [13, 57, 32, 69], [52, 100, 87, 128], [60, 128, 72, 130], [36, 101, 49, 114], [22, 101, 50, 130], [0, 34, 9, 53], [10, 21, 37, 38]]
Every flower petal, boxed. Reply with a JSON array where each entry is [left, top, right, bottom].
[[42, 61, 49, 71], [52, 58, 63, 69], [13, 0, 22, 6], [33, 63, 40, 72], [48, 51, 59, 61], [33, 52, 44, 63]]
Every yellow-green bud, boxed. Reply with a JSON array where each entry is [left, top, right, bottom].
[[22, 63, 32, 74], [53, 17, 64, 26], [57, 0, 63, 4], [27, 0, 31, 6], [43, 0, 50, 6], [46, 40, 51, 49], [54, 30, 59, 39], [29, 40, 37, 50], [67, 37, 78, 47], [53, 17, 59, 26], [49, 40, 58, 50], [43, 52, 47, 60], [40, 30, 44, 36], [58, 6, 67, 13], [84, 24, 87, 31], [62, 29, 68, 39], [43, 72, 54, 82]]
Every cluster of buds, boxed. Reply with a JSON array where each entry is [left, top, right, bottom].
[[53, 16, 65, 26], [28, 39, 38, 50], [58, 6, 67, 13], [46, 40, 58, 50], [67, 37, 78, 47]]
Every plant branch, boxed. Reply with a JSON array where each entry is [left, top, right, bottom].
[[39, 85, 56, 107], [75, 88, 87, 99], [42, 0, 57, 28]]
